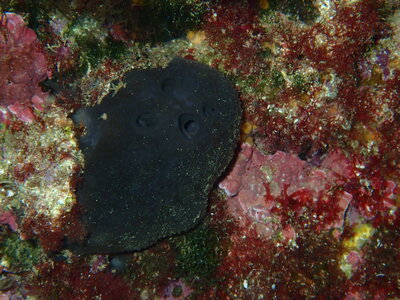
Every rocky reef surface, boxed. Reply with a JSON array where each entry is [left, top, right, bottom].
[[1, 0, 400, 299]]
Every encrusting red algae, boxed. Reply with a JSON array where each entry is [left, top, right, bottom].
[[0, 0, 400, 298]]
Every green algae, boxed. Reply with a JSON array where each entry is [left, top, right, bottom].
[[270, 69, 286, 89], [76, 36, 129, 75], [0, 232, 44, 272], [173, 223, 222, 285]]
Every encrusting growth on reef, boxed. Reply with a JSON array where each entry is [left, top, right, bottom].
[[1, 0, 400, 298]]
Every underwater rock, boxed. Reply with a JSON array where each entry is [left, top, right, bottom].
[[72, 58, 241, 254]]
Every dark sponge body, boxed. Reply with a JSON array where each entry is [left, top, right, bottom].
[[72, 58, 241, 254]]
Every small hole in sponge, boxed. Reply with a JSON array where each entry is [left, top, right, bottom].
[[179, 113, 202, 140], [183, 120, 199, 135]]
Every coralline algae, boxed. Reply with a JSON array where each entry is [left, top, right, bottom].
[[72, 58, 241, 254], [0, 12, 51, 123]]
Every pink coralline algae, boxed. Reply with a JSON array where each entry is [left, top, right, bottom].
[[0, 210, 18, 231], [160, 279, 193, 300], [0, 13, 51, 122], [219, 142, 397, 240]]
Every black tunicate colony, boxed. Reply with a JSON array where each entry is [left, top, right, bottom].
[[72, 58, 241, 254]]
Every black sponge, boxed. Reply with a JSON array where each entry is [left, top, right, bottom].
[[71, 58, 241, 254]]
